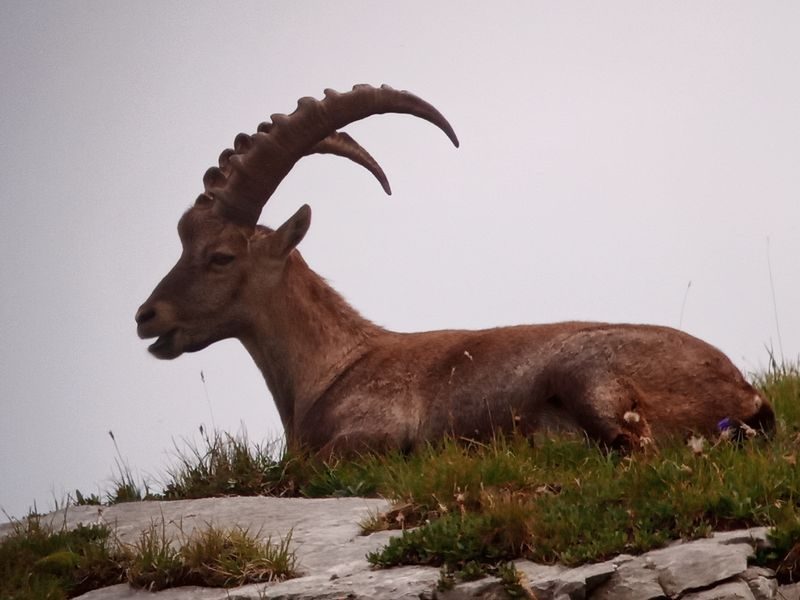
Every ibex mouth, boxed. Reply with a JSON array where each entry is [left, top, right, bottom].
[[148, 329, 212, 359], [148, 330, 178, 359]]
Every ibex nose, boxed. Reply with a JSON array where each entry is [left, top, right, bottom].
[[135, 305, 156, 325]]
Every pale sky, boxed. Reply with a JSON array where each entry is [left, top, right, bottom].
[[1, 2, 799, 520]]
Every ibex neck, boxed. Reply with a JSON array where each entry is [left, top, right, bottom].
[[239, 254, 383, 440]]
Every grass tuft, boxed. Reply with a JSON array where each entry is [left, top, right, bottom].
[[163, 428, 288, 499], [106, 430, 160, 504], [126, 520, 296, 591], [125, 520, 184, 590], [179, 526, 295, 588], [159, 427, 383, 500], [0, 512, 125, 599], [0, 512, 296, 597]]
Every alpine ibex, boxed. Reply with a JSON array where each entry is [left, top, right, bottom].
[[136, 84, 773, 454]]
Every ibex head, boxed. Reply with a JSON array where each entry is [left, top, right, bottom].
[[135, 85, 459, 360]]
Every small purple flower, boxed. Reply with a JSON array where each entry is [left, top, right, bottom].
[[717, 417, 732, 431]]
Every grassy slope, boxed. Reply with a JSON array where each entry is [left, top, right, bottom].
[[4, 365, 800, 597]]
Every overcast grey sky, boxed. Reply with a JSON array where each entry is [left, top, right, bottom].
[[1, 2, 798, 520]]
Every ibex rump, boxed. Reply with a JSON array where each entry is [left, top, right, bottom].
[[136, 84, 773, 454]]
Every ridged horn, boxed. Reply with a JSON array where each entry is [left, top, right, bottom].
[[308, 131, 392, 195], [202, 84, 458, 225]]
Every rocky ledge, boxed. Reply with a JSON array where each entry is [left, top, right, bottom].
[[2, 496, 798, 600]]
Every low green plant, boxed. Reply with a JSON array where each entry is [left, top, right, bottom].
[[496, 561, 529, 598], [125, 520, 184, 590], [298, 456, 381, 498], [435, 560, 488, 592], [126, 520, 296, 591], [163, 427, 280, 498], [180, 526, 295, 587], [434, 559, 530, 596], [0, 512, 125, 599], [0, 512, 296, 597]]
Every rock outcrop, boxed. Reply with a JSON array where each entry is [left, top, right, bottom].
[[1, 497, 795, 599]]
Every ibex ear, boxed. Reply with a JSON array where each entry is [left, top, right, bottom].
[[270, 204, 312, 258]]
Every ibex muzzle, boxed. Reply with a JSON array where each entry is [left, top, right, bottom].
[[137, 84, 773, 455]]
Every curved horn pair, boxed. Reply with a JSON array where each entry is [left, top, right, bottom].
[[199, 84, 459, 225]]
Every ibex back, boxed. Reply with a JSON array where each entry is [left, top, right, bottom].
[[136, 84, 773, 454]]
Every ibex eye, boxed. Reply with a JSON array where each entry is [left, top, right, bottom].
[[209, 253, 235, 267]]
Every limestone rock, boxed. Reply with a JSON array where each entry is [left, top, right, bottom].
[[515, 556, 627, 599], [591, 557, 665, 600], [681, 580, 756, 600], [777, 582, 800, 600], [740, 567, 778, 600], [645, 538, 753, 597], [0, 497, 783, 600], [77, 567, 442, 600], [514, 562, 565, 583], [591, 536, 757, 599], [262, 565, 441, 599], [437, 576, 514, 600], [711, 528, 770, 548]]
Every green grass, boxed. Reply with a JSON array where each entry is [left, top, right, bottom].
[[162, 427, 290, 499], [149, 426, 385, 501], [364, 364, 800, 574], [0, 512, 296, 598], [365, 433, 795, 568], [0, 513, 125, 599], [126, 521, 295, 591]]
